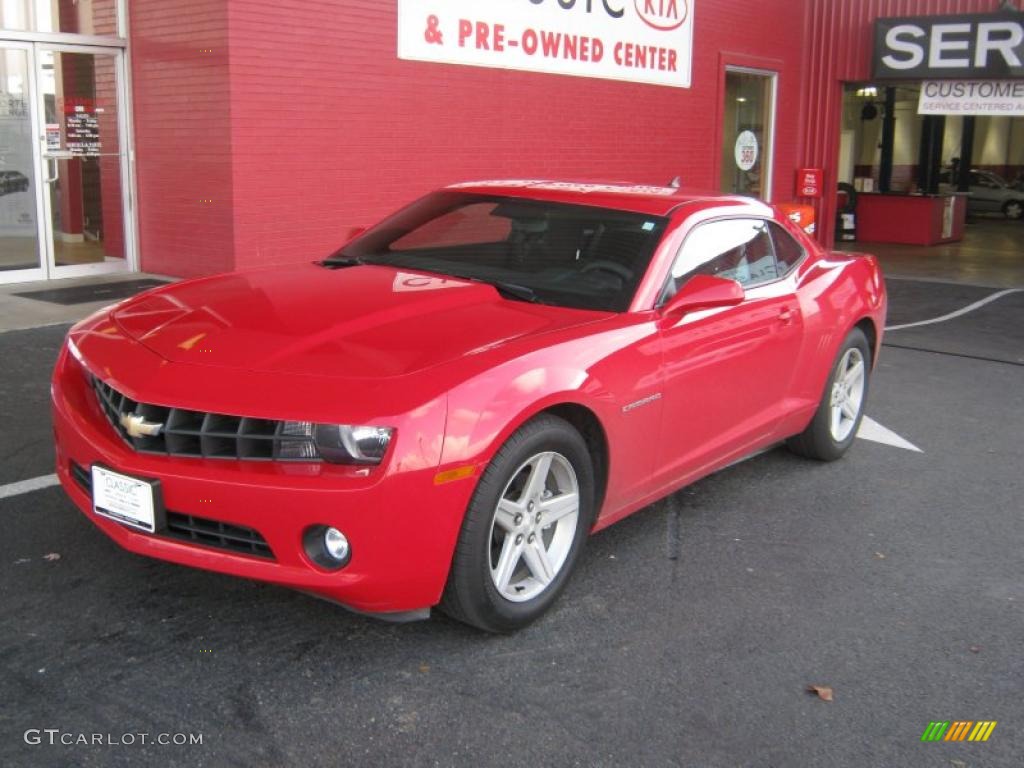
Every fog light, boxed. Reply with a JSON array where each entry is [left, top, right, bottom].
[[324, 527, 349, 562], [303, 524, 351, 570]]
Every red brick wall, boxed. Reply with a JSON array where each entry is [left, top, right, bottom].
[[132, 0, 808, 274], [130, 0, 234, 277]]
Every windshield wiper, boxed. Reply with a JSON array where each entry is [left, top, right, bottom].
[[320, 253, 366, 268], [483, 280, 542, 304], [492, 281, 540, 303], [444, 272, 541, 303]]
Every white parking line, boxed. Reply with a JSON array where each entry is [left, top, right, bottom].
[[886, 288, 1023, 331], [857, 416, 922, 452], [0, 474, 59, 500]]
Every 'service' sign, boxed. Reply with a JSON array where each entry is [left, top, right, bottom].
[[398, 0, 695, 89], [873, 12, 1023, 80]]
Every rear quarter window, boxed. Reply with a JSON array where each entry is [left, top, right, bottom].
[[768, 221, 806, 276]]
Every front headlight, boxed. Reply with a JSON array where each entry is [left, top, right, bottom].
[[278, 421, 320, 460], [313, 424, 394, 465], [66, 336, 85, 364]]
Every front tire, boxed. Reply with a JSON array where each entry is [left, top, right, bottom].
[[787, 327, 871, 461], [441, 414, 595, 632], [1003, 200, 1024, 220]]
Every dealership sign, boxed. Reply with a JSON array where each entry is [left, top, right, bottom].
[[397, 0, 694, 88], [918, 80, 1024, 115], [873, 12, 1023, 80]]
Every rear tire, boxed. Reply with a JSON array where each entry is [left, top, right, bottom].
[[787, 327, 871, 462], [1002, 200, 1024, 220], [440, 414, 595, 633]]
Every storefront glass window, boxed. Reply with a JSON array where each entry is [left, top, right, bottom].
[[0, 0, 121, 36], [41, 49, 126, 267], [722, 69, 776, 200], [0, 47, 38, 273]]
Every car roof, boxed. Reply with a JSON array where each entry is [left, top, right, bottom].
[[445, 180, 767, 217]]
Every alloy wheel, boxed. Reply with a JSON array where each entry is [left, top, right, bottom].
[[488, 451, 580, 603], [829, 347, 866, 442]]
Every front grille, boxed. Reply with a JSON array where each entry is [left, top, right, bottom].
[[92, 376, 321, 461], [69, 461, 275, 560], [165, 512, 275, 559]]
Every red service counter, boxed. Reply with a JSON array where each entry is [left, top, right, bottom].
[[853, 193, 966, 246]]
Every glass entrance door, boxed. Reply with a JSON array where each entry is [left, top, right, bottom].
[[0, 41, 130, 283], [39, 45, 128, 278], [0, 42, 45, 280], [721, 67, 777, 201]]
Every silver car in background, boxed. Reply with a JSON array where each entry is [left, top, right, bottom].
[[939, 169, 1024, 220]]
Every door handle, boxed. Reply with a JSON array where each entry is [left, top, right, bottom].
[[42, 150, 74, 184], [44, 157, 59, 185], [778, 307, 794, 324]]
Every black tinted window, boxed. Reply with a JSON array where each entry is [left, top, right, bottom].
[[336, 192, 668, 312], [768, 221, 805, 276]]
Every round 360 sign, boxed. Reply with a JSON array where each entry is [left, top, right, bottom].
[[734, 130, 759, 171]]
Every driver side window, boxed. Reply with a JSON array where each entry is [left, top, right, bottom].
[[662, 218, 777, 302]]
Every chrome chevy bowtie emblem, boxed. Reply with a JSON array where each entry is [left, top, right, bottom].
[[120, 412, 164, 438]]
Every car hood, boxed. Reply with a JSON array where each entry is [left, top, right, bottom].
[[111, 264, 608, 379]]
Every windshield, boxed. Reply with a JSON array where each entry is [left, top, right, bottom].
[[331, 192, 668, 312]]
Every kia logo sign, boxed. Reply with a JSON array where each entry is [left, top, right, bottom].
[[873, 11, 1024, 79], [634, 0, 688, 31]]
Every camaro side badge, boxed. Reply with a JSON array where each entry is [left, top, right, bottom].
[[622, 393, 662, 413], [120, 413, 164, 438]]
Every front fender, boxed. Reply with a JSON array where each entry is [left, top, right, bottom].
[[440, 362, 613, 470], [437, 318, 664, 521]]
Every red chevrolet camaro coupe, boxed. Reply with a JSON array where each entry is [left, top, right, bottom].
[[52, 181, 886, 632]]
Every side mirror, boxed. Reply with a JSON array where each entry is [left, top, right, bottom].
[[658, 274, 744, 326]]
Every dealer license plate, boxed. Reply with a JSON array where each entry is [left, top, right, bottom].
[[91, 465, 156, 533]]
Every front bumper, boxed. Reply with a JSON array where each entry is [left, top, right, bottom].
[[51, 344, 474, 616]]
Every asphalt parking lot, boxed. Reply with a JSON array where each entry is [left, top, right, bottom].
[[1, 278, 1021, 767]]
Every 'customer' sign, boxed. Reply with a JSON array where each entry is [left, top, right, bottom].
[[918, 80, 1024, 115], [398, 0, 695, 88]]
